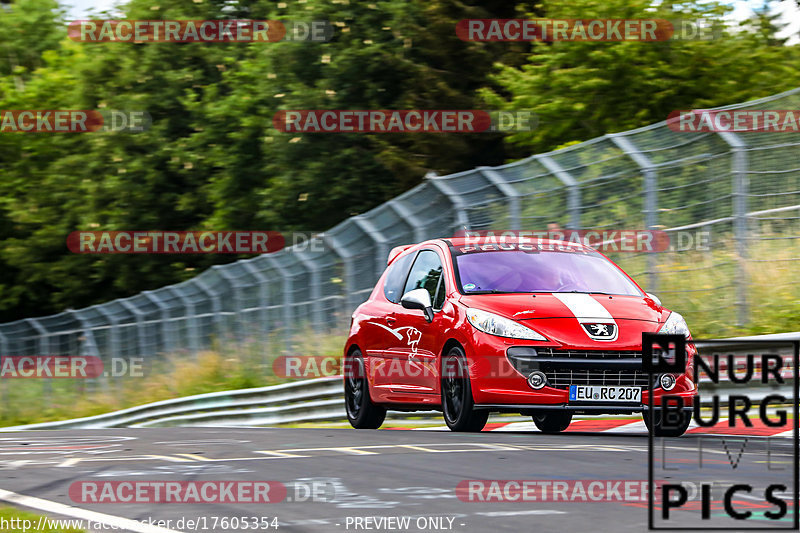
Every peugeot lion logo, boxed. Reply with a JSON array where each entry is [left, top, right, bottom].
[[582, 322, 617, 340]]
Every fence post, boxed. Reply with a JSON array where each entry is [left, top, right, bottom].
[[426, 173, 471, 231], [240, 261, 271, 337], [194, 276, 221, 348], [166, 286, 198, 355], [538, 155, 581, 229], [322, 232, 358, 315], [118, 298, 146, 357], [0, 329, 8, 409], [718, 131, 750, 327], [142, 290, 173, 354], [265, 254, 294, 352], [294, 248, 325, 330], [352, 216, 391, 284], [479, 167, 521, 231], [27, 318, 52, 403], [387, 196, 427, 242], [609, 134, 659, 292]]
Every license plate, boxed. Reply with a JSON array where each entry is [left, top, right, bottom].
[[569, 385, 641, 403]]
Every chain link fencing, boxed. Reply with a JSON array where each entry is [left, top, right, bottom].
[[2, 88, 800, 370]]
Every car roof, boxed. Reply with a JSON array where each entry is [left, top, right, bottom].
[[439, 237, 592, 249], [388, 236, 596, 265]]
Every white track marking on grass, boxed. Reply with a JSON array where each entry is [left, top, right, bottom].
[[0, 488, 180, 533]]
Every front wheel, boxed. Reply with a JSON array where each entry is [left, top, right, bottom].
[[642, 409, 691, 437], [344, 350, 386, 429], [531, 411, 572, 433], [441, 346, 488, 432]]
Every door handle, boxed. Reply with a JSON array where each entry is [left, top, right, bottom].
[[385, 314, 396, 326]]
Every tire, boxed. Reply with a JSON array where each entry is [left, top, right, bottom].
[[531, 411, 572, 433], [441, 346, 488, 432], [642, 409, 691, 437], [344, 350, 386, 429]]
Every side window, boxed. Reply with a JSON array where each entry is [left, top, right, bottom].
[[403, 250, 445, 309], [434, 276, 446, 308], [383, 252, 415, 303]]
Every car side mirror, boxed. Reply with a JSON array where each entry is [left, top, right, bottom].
[[401, 288, 434, 323], [646, 292, 662, 307]]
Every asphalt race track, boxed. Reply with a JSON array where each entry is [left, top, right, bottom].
[[0, 427, 795, 533]]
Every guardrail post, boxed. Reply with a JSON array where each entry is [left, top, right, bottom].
[[718, 131, 750, 327], [609, 134, 659, 292], [538, 155, 581, 229], [479, 167, 522, 231]]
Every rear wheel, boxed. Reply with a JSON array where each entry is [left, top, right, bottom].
[[441, 346, 488, 432], [642, 409, 690, 437], [344, 350, 386, 429], [531, 411, 572, 433]]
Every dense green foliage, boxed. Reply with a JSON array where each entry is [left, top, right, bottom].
[[0, 0, 798, 322]]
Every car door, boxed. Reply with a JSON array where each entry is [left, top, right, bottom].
[[364, 251, 415, 395], [385, 249, 447, 395]]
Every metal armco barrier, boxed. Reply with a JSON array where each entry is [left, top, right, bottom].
[[2, 333, 796, 431]]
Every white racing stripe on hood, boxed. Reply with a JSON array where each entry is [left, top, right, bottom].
[[552, 293, 614, 321]]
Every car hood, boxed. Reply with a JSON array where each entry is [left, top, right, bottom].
[[459, 293, 669, 348]]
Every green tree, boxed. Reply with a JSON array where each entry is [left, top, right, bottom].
[[481, 0, 800, 153]]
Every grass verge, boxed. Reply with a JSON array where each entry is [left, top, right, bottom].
[[0, 507, 84, 532]]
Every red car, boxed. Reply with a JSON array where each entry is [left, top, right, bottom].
[[343, 237, 697, 435]]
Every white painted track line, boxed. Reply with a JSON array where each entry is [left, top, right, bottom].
[[0, 488, 181, 533]]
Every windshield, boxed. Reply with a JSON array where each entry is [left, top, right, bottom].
[[453, 247, 643, 296]]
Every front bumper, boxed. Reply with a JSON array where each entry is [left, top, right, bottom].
[[466, 334, 697, 409]]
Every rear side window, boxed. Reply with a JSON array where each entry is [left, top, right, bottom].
[[383, 252, 415, 303], [403, 250, 445, 309]]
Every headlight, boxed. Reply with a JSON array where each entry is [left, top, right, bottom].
[[658, 311, 691, 338], [466, 308, 547, 341]]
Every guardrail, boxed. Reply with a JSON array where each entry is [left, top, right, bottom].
[[1, 333, 796, 431]]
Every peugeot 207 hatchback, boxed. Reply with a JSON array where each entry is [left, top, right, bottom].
[[343, 237, 697, 435]]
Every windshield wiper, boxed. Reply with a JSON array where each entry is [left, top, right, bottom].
[[555, 290, 614, 295]]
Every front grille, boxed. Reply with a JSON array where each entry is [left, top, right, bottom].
[[507, 347, 651, 390], [536, 348, 640, 359], [545, 369, 650, 388]]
